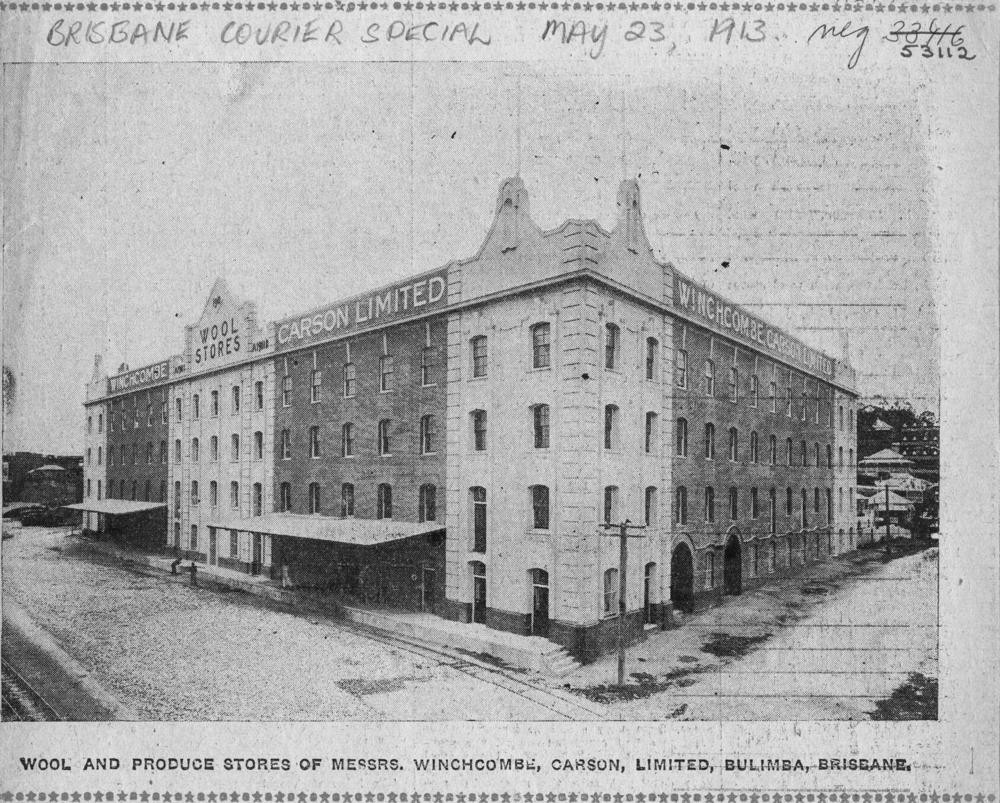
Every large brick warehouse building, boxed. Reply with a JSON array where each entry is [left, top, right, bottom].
[[77, 178, 861, 662]]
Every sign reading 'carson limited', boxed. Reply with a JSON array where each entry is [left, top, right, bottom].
[[275, 270, 448, 351], [674, 277, 836, 378]]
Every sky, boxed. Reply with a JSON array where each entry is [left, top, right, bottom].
[[2, 62, 937, 454]]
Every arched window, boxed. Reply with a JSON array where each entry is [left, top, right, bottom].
[[645, 337, 659, 380], [210, 436, 218, 462], [378, 419, 392, 456], [814, 442, 821, 468], [769, 435, 777, 465], [848, 448, 854, 466], [749, 375, 759, 407], [769, 380, 777, 412], [750, 487, 759, 519], [341, 483, 354, 517], [800, 390, 808, 421], [705, 423, 716, 459], [231, 481, 241, 510], [377, 484, 393, 519], [159, 440, 167, 464], [210, 481, 218, 508], [645, 412, 658, 453], [769, 488, 777, 534], [531, 323, 551, 368], [839, 446, 844, 468], [231, 433, 240, 461], [644, 486, 658, 526], [532, 404, 550, 448], [814, 487, 821, 514], [839, 405, 845, 429], [676, 418, 688, 456], [254, 483, 263, 516], [174, 439, 182, 463], [254, 431, 263, 460], [749, 431, 759, 463], [210, 389, 219, 416], [144, 480, 151, 502], [801, 488, 809, 528], [531, 485, 550, 529], [175, 397, 182, 422], [310, 426, 321, 458], [279, 482, 291, 512], [191, 480, 199, 505], [192, 394, 200, 419], [786, 487, 794, 516], [800, 440, 807, 466], [603, 485, 619, 524], [604, 323, 620, 370], [343, 362, 357, 397], [280, 430, 290, 460], [839, 487, 844, 514], [827, 444, 833, 468], [675, 486, 688, 524], [190, 525, 198, 551], [603, 568, 619, 616], [341, 423, 354, 457], [604, 405, 619, 450], [471, 410, 487, 451], [232, 385, 241, 414], [191, 438, 199, 463], [675, 349, 688, 388], [420, 414, 436, 454], [704, 486, 715, 523], [729, 487, 738, 520], [728, 366, 738, 402], [309, 483, 321, 514], [471, 335, 488, 378], [786, 437, 793, 466], [471, 486, 487, 551], [728, 427, 739, 461], [826, 489, 833, 522], [703, 360, 715, 396], [419, 484, 437, 522], [146, 443, 153, 464]]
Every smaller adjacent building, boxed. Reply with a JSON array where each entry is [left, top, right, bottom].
[[858, 448, 914, 480]]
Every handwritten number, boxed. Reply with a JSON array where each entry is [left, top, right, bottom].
[[957, 46, 976, 59], [901, 44, 914, 57], [625, 21, 645, 41], [650, 21, 665, 42]]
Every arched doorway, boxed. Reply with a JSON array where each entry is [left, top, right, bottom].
[[470, 561, 487, 624], [643, 562, 657, 624], [529, 568, 549, 636], [670, 544, 694, 613], [724, 532, 742, 595]]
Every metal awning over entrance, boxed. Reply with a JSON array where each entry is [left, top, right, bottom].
[[206, 513, 442, 546], [64, 500, 167, 516]]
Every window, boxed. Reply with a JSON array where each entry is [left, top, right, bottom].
[[193, 394, 200, 419], [380, 355, 394, 392], [815, 442, 821, 468], [749, 375, 759, 407], [160, 441, 167, 464], [703, 360, 715, 396], [308, 483, 320, 514], [378, 419, 392, 455], [675, 349, 688, 388], [132, 442, 138, 464], [471, 487, 487, 551], [87, 479, 92, 497], [604, 568, 619, 616], [98, 412, 104, 433], [174, 439, 182, 463], [86, 447, 92, 465], [826, 489, 833, 522], [800, 440, 807, 466], [377, 484, 393, 519], [848, 409, 854, 431], [604, 323, 619, 370], [848, 448, 854, 466], [255, 381, 264, 410], [769, 381, 777, 413], [253, 484, 262, 517], [800, 391, 808, 421], [786, 383, 793, 417], [838, 446, 844, 468], [676, 418, 688, 456], [531, 485, 550, 529], [88, 416, 93, 435], [309, 426, 321, 458], [420, 415, 437, 454], [471, 336, 487, 378], [231, 433, 240, 461], [786, 438, 793, 466], [120, 480, 126, 499], [281, 375, 292, 407], [254, 431, 263, 460], [147, 403, 153, 426], [132, 480, 138, 501], [98, 446, 103, 465], [814, 487, 821, 514], [471, 411, 487, 451], [422, 345, 437, 386], [749, 431, 759, 463], [704, 486, 715, 522], [191, 438, 199, 462], [97, 480, 102, 501], [786, 487, 793, 516], [419, 484, 437, 522], [231, 481, 240, 510], [751, 487, 759, 519], [311, 369, 322, 403], [531, 323, 551, 368], [190, 525, 198, 551], [815, 395, 821, 424], [769, 488, 777, 533], [644, 486, 657, 526], [211, 390, 219, 416], [728, 428, 739, 461], [176, 397, 182, 422], [191, 481, 200, 505], [826, 444, 833, 468], [532, 404, 550, 448], [279, 482, 291, 512], [801, 488, 809, 528], [603, 486, 619, 524], [210, 436, 218, 462], [341, 423, 355, 457], [232, 385, 241, 414], [147, 443, 154, 464], [280, 429, 291, 460], [839, 405, 845, 429], [675, 486, 688, 524], [341, 483, 355, 517], [645, 412, 657, 453], [839, 487, 844, 514], [604, 405, 619, 450], [121, 444, 126, 465], [704, 423, 716, 459], [210, 481, 218, 507], [729, 487, 738, 520], [728, 367, 738, 402], [230, 530, 239, 558], [343, 363, 356, 397], [646, 337, 658, 380]]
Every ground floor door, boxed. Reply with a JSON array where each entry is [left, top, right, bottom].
[[644, 562, 657, 624], [724, 534, 742, 596], [252, 533, 262, 575], [531, 571, 549, 637], [421, 568, 437, 612], [670, 544, 694, 613], [472, 576, 487, 624], [208, 530, 217, 565]]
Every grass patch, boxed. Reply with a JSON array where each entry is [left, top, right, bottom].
[[870, 673, 938, 720], [570, 664, 711, 703], [701, 631, 771, 658]]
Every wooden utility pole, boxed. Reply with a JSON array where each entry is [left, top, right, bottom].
[[600, 519, 646, 686]]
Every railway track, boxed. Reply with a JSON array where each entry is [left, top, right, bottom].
[[1, 659, 62, 722]]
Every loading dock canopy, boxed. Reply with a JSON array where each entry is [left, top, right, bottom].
[[206, 513, 443, 546], [64, 500, 167, 515]]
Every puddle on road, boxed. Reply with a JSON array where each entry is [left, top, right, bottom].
[[701, 632, 771, 658]]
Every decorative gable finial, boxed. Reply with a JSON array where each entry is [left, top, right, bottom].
[[495, 177, 529, 253], [616, 179, 646, 255]]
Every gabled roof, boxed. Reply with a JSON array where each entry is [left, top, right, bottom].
[[871, 418, 894, 431], [859, 448, 913, 463]]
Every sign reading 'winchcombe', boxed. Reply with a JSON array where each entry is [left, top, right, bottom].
[[275, 270, 448, 352], [107, 360, 171, 395], [674, 276, 835, 378]]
